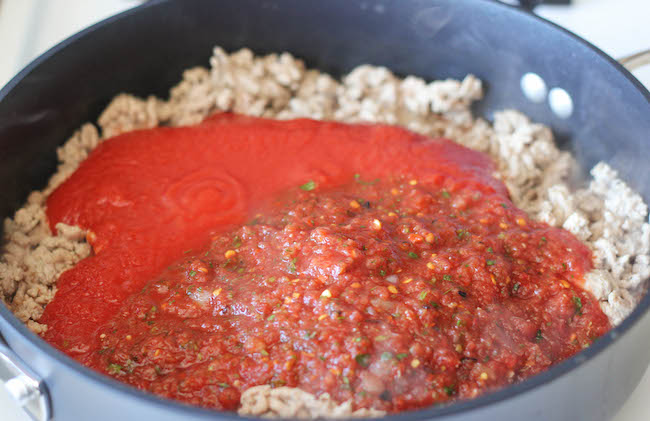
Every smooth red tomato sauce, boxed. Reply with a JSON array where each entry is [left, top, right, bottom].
[[42, 113, 610, 412]]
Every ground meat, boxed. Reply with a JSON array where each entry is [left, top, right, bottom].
[[239, 386, 385, 419], [1, 46, 648, 415]]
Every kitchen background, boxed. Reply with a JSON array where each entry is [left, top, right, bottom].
[[1, 0, 648, 420]]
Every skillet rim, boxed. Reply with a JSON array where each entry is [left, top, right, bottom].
[[0, 0, 649, 419]]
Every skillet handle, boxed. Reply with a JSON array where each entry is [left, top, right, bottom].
[[619, 49, 650, 71], [0, 338, 51, 421]]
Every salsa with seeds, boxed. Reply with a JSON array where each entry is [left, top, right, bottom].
[[42, 113, 610, 412]]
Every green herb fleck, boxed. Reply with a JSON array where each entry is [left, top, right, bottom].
[[355, 337, 362, 343], [300, 180, 317, 191], [189, 270, 197, 277], [513, 283, 521, 292], [267, 314, 276, 321], [107, 364, 123, 375], [443, 386, 455, 396], [535, 329, 543, 342], [355, 353, 371, 367], [319, 356, 326, 361], [487, 247, 493, 253], [396, 353, 408, 361], [408, 252, 419, 259], [442, 191, 451, 198], [218, 382, 230, 388], [260, 349, 269, 356], [304, 331, 316, 340], [379, 269, 386, 277], [486, 260, 496, 266], [443, 274, 452, 281], [573, 296, 583, 316], [418, 290, 428, 301], [500, 203, 508, 209]]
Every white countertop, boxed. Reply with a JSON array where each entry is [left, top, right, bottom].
[[1, 0, 649, 420]]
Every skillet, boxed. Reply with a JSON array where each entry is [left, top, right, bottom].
[[0, 1, 649, 420]]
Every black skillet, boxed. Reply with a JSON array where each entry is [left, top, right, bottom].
[[1, 1, 649, 420]]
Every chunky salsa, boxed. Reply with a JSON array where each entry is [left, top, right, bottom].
[[42, 113, 610, 412]]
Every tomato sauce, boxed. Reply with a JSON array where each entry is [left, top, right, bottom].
[[42, 113, 610, 412]]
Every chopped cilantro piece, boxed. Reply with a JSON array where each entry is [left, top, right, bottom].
[[289, 258, 297, 274], [535, 329, 543, 342], [396, 353, 408, 361], [300, 180, 316, 191], [486, 260, 496, 266], [418, 290, 428, 301], [443, 274, 452, 281], [188, 270, 196, 277], [408, 252, 419, 259], [355, 353, 371, 367], [442, 191, 451, 198], [107, 364, 123, 375], [573, 296, 583, 316], [218, 382, 230, 388], [304, 331, 316, 340]]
